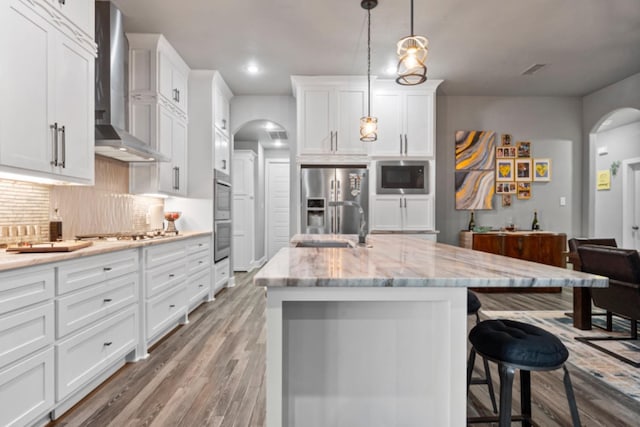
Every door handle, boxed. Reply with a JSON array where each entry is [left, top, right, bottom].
[[59, 125, 66, 168], [222, 159, 227, 170], [176, 166, 180, 190], [404, 198, 407, 208], [222, 119, 227, 130], [50, 123, 59, 166], [173, 166, 179, 190], [633, 226, 639, 231], [404, 134, 408, 155], [335, 130, 338, 151], [400, 134, 403, 154], [330, 131, 334, 152], [400, 198, 403, 208]]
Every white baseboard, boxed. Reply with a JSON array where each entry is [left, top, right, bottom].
[[250, 256, 267, 271]]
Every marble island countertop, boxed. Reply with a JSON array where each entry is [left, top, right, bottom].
[[254, 234, 607, 288], [0, 231, 212, 272]]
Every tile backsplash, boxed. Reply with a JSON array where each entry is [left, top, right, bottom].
[[0, 157, 164, 245]]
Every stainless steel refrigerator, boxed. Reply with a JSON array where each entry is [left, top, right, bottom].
[[300, 165, 369, 234]]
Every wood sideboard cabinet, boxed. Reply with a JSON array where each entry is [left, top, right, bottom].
[[459, 231, 567, 293]]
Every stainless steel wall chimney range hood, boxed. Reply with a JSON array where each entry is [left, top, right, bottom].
[[94, 1, 169, 163]]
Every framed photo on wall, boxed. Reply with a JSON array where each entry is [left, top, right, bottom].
[[533, 158, 551, 181], [501, 134, 512, 146], [496, 159, 514, 182], [515, 158, 532, 181], [502, 194, 512, 207], [517, 182, 531, 199], [517, 141, 531, 157]]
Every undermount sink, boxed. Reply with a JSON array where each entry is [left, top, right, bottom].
[[295, 241, 354, 248]]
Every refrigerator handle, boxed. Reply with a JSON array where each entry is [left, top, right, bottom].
[[337, 212, 340, 232]]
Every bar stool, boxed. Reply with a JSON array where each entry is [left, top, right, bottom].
[[466, 290, 498, 414], [467, 319, 581, 426]]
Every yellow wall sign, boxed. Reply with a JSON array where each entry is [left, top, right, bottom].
[[597, 170, 611, 190]]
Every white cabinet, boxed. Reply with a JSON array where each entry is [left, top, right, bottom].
[[215, 128, 231, 174], [215, 258, 230, 294], [0, 348, 54, 427], [188, 70, 233, 185], [0, 265, 55, 427], [0, 0, 95, 184], [49, 0, 94, 36], [233, 151, 256, 272], [128, 33, 190, 196], [142, 240, 188, 345], [371, 195, 434, 231], [370, 80, 442, 158], [186, 236, 212, 309], [128, 33, 189, 117], [292, 76, 369, 156], [158, 50, 188, 114]]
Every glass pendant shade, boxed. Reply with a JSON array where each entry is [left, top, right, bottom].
[[396, 35, 428, 85], [360, 116, 378, 142]]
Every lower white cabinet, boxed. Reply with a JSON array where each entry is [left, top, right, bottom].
[[56, 305, 138, 401], [0, 347, 54, 427], [146, 284, 186, 340], [186, 236, 212, 310], [371, 195, 434, 231], [0, 302, 54, 369], [188, 268, 211, 309], [215, 258, 230, 294]]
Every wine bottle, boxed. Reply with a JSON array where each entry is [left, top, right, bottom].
[[531, 210, 540, 231], [468, 211, 475, 231], [49, 208, 62, 241]]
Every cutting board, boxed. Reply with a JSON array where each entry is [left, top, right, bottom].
[[6, 240, 93, 253]]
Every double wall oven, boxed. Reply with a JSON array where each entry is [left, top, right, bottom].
[[214, 170, 231, 262]]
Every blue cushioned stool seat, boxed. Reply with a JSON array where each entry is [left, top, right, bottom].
[[469, 319, 569, 368], [467, 319, 581, 427]]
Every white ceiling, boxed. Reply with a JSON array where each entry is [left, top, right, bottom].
[[111, 0, 640, 97]]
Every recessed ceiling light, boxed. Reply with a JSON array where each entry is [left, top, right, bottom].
[[246, 63, 260, 75], [385, 64, 396, 75], [119, 147, 127, 151], [273, 140, 283, 147], [264, 122, 275, 130]]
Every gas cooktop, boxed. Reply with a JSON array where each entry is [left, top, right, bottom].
[[75, 230, 176, 241]]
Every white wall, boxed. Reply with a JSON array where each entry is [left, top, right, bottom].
[[436, 96, 582, 245], [593, 121, 640, 243]]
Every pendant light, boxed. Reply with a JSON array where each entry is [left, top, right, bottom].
[[360, 0, 378, 142], [396, 0, 428, 85]]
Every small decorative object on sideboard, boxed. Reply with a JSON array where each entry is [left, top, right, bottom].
[[531, 210, 540, 231], [164, 211, 181, 235], [49, 208, 63, 242], [467, 211, 475, 231]]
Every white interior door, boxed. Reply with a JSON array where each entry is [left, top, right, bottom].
[[622, 158, 640, 250], [267, 160, 290, 260]]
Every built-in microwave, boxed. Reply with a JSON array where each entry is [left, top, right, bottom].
[[376, 160, 429, 194], [214, 170, 231, 221]]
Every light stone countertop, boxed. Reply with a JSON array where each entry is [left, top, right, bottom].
[[254, 234, 607, 288], [0, 231, 212, 272]]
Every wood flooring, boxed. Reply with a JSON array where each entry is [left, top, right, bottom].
[[51, 272, 640, 427]]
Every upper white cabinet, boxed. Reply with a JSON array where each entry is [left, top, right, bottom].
[[0, 0, 95, 184], [48, 0, 94, 37], [370, 80, 442, 158], [128, 33, 189, 118], [187, 70, 233, 185], [128, 33, 190, 196], [292, 76, 369, 156]]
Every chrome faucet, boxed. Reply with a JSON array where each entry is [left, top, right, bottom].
[[328, 200, 367, 244]]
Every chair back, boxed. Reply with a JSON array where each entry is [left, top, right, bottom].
[[568, 238, 617, 271], [577, 245, 640, 284]]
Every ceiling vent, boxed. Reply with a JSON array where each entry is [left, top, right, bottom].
[[268, 130, 288, 140], [521, 63, 547, 76]]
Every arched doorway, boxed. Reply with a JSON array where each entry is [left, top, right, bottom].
[[232, 120, 290, 271], [589, 108, 640, 246]]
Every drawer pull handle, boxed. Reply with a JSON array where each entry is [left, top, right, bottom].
[[103, 298, 113, 303], [199, 243, 203, 247], [169, 273, 175, 278], [199, 284, 204, 288], [169, 304, 176, 308], [104, 342, 113, 346], [199, 260, 204, 264], [104, 267, 112, 271]]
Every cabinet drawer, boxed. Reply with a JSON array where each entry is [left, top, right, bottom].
[[145, 258, 186, 298], [215, 258, 230, 285], [187, 250, 210, 276], [146, 285, 186, 340], [186, 236, 211, 255], [56, 272, 139, 338], [56, 305, 138, 401], [0, 347, 54, 427], [0, 302, 54, 369], [188, 269, 211, 306], [57, 250, 139, 295], [0, 266, 54, 314], [144, 240, 186, 269]]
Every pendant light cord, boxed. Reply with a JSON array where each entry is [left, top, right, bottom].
[[410, 0, 414, 36], [367, 8, 371, 115]]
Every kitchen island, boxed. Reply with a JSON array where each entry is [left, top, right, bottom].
[[254, 234, 607, 427]]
